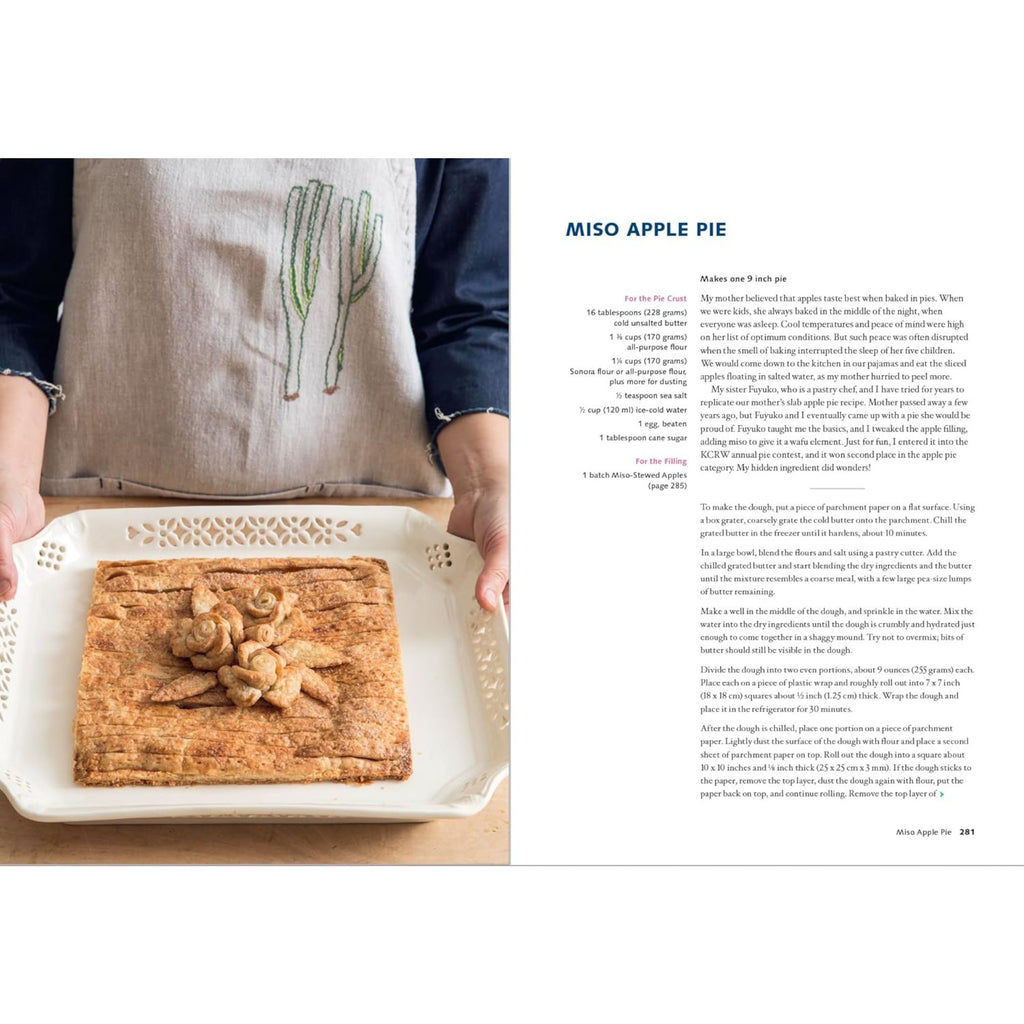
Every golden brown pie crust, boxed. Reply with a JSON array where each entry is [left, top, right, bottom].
[[72, 556, 412, 786]]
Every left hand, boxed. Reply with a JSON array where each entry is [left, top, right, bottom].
[[435, 412, 510, 614], [446, 478, 509, 614]]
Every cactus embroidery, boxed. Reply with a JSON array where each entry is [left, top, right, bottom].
[[278, 182, 383, 400], [280, 179, 334, 400], [323, 190, 383, 394]]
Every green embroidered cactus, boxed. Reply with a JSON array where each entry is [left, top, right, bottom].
[[323, 189, 383, 394], [280, 179, 333, 399]]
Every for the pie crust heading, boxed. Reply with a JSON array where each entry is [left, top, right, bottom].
[[72, 556, 412, 786]]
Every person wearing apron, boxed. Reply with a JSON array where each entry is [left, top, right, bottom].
[[0, 158, 509, 609]]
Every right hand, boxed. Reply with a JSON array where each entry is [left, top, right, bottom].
[[0, 375, 52, 601], [0, 482, 45, 601]]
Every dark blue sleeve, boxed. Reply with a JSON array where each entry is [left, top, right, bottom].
[[0, 158, 73, 410], [413, 158, 509, 443]]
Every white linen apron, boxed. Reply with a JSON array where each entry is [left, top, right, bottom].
[[41, 158, 448, 499]]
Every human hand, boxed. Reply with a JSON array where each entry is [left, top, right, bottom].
[[446, 477, 509, 614], [435, 412, 510, 614], [0, 376, 50, 601], [0, 481, 45, 601]]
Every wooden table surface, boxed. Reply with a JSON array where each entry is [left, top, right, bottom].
[[0, 496, 509, 865]]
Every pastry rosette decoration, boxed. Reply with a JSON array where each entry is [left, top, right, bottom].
[[218, 641, 299, 709], [239, 585, 298, 644], [169, 603, 244, 670], [154, 582, 347, 709]]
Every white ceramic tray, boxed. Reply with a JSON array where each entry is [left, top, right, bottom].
[[0, 505, 508, 823]]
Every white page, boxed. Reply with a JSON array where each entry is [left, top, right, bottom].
[[511, 60, 1019, 869]]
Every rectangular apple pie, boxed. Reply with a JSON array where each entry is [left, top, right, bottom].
[[72, 556, 412, 786]]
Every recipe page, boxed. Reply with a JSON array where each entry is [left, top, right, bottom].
[[512, 140, 1018, 865]]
